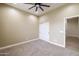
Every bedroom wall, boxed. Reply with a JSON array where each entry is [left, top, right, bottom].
[[39, 4, 79, 47], [0, 3, 39, 47]]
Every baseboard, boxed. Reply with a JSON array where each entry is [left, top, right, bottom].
[[0, 38, 38, 50], [48, 41, 65, 48], [66, 35, 79, 38], [39, 39, 65, 48]]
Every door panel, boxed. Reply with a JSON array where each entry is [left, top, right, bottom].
[[39, 22, 49, 41]]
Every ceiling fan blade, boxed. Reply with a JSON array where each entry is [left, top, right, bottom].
[[41, 4, 50, 7], [29, 5, 35, 9], [39, 6, 44, 11], [35, 7, 38, 11]]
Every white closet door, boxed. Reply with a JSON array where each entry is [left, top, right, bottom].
[[39, 22, 49, 41]]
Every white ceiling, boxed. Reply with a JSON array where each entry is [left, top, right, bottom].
[[7, 3, 65, 16]]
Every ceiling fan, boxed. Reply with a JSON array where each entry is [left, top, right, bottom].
[[24, 3, 50, 12]]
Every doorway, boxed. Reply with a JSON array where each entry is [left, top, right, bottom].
[[39, 22, 49, 41], [66, 17, 79, 51]]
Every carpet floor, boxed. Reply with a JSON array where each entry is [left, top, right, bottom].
[[0, 39, 79, 56], [66, 36, 79, 52]]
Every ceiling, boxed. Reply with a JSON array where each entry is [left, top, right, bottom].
[[7, 3, 65, 16]]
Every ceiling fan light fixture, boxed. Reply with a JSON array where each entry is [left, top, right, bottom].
[[36, 4, 39, 7]]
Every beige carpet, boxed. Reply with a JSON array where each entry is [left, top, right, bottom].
[[66, 36, 79, 51], [0, 39, 79, 56]]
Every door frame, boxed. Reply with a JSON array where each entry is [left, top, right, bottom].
[[65, 15, 79, 48]]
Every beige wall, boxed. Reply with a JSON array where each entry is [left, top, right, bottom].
[[0, 4, 39, 47], [39, 4, 79, 47], [1, 3, 79, 48], [66, 17, 79, 38]]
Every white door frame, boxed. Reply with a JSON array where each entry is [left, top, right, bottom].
[[65, 15, 79, 48]]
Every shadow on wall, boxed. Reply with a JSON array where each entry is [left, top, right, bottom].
[[0, 3, 39, 47]]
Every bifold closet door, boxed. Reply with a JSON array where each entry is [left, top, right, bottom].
[[39, 22, 49, 41]]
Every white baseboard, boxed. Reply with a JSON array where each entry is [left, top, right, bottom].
[[66, 35, 79, 38], [0, 38, 38, 50], [39, 39, 65, 48]]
